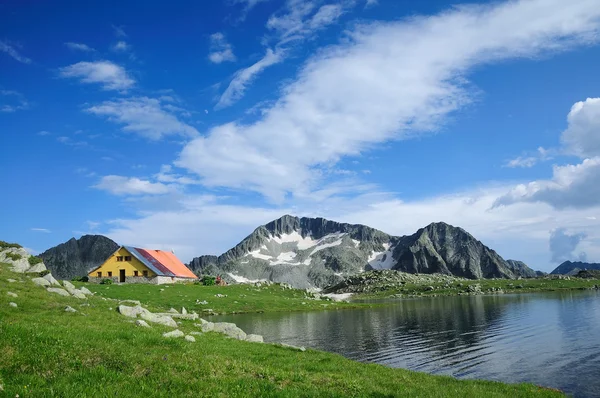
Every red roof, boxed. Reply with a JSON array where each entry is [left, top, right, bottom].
[[127, 247, 197, 279]]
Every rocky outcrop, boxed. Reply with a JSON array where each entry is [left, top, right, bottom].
[[0, 245, 48, 274], [39, 235, 118, 279], [505, 260, 539, 278], [189, 215, 536, 288], [550, 261, 600, 275]]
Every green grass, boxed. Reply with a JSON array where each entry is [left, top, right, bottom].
[[359, 277, 600, 299], [0, 240, 22, 249], [75, 280, 372, 315], [27, 256, 43, 266], [4, 252, 22, 261], [0, 262, 564, 397]]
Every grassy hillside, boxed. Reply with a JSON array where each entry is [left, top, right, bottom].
[[0, 262, 564, 397]]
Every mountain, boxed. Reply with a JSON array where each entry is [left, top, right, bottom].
[[189, 215, 536, 288], [39, 235, 119, 279], [550, 261, 600, 276], [506, 260, 540, 279]]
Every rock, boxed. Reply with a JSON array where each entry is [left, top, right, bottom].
[[47, 287, 70, 297], [155, 312, 199, 320], [135, 320, 151, 328], [25, 262, 47, 273], [199, 321, 214, 332], [184, 335, 196, 342], [31, 277, 51, 287], [119, 299, 141, 305], [79, 287, 93, 295], [163, 329, 184, 338], [246, 334, 264, 343], [196, 300, 208, 305], [118, 305, 150, 318], [65, 306, 77, 313], [189, 331, 203, 336], [62, 280, 76, 290], [215, 294, 227, 298], [181, 307, 188, 315], [6, 292, 18, 298], [279, 343, 306, 352], [140, 312, 178, 328], [63, 285, 87, 299], [9, 302, 17, 308], [168, 308, 179, 314], [43, 273, 61, 286], [7, 279, 17, 283], [212, 322, 247, 340]]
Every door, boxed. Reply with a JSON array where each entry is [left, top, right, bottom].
[[119, 269, 126, 283]]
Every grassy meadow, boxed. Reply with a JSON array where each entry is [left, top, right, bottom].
[[0, 262, 567, 397]]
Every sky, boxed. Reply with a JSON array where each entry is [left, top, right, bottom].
[[2, 0, 600, 272]]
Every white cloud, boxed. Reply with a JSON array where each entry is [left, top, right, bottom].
[[181, 0, 600, 201], [549, 227, 587, 263], [308, 4, 344, 30], [505, 147, 554, 168], [208, 33, 236, 64], [59, 61, 135, 91], [561, 98, 600, 158], [86, 97, 199, 140], [112, 25, 127, 37], [0, 90, 29, 112], [30, 228, 51, 233], [65, 42, 95, 52], [94, 175, 173, 196], [111, 41, 132, 52], [37, 130, 51, 136], [365, 0, 378, 8], [0, 40, 31, 64], [215, 48, 284, 109]]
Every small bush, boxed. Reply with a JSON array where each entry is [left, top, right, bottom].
[[0, 240, 22, 249], [100, 278, 113, 285], [72, 275, 89, 282], [39, 270, 51, 277], [28, 256, 43, 266], [5, 252, 22, 261], [201, 275, 216, 286]]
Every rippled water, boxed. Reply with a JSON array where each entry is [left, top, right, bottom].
[[213, 290, 600, 397]]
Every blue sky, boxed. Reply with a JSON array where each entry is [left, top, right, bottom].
[[2, 0, 600, 271]]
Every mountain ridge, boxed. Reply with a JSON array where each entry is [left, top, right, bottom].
[[550, 260, 600, 276]]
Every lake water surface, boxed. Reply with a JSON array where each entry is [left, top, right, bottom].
[[213, 290, 600, 398]]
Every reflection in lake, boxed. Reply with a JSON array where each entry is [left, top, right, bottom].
[[213, 290, 600, 398]]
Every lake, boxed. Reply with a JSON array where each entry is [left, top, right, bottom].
[[213, 290, 600, 398]]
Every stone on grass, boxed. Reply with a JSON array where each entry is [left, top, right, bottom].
[[31, 277, 51, 287], [65, 306, 77, 313], [199, 321, 214, 332], [79, 287, 93, 295], [279, 343, 306, 352], [163, 329, 184, 338], [119, 299, 140, 305], [181, 307, 188, 315], [189, 331, 203, 336], [25, 263, 47, 273], [184, 335, 196, 342], [7, 292, 18, 298], [140, 312, 178, 328], [246, 334, 264, 343], [64, 286, 87, 299], [62, 280, 76, 290], [168, 308, 179, 314], [42, 273, 61, 286], [9, 302, 17, 308], [118, 305, 150, 318], [135, 320, 151, 328], [47, 287, 70, 297], [212, 322, 247, 340], [7, 279, 17, 283]]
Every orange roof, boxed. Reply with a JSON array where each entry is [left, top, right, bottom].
[[125, 246, 197, 279]]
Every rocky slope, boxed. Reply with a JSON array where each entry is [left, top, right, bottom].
[[189, 215, 540, 288], [0, 241, 47, 274], [39, 235, 118, 279], [550, 261, 600, 276]]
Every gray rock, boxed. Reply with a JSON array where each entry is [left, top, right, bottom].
[[65, 306, 77, 313], [246, 334, 264, 343], [155, 312, 199, 320], [25, 262, 47, 273], [140, 312, 178, 328], [9, 302, 17, 308], [118, 305, 150, 318], [279, 343, 306, 352], [43, 273, 61, 286], [184, 335, 196, 342], [168, 308, 179, 314], [135, 320, 151, 328], [163, 329, 184, 338], [213, 322, 247, 340], [119, 299, 141, 305], [47, 287, 70, 297], [7, 279, 17, 283], [31, 277, 51, 287], [199, 321, 214, 332], [62, 280, 76, 290], [181, 307, 188, 315], [64, 285, 87, 299], [189, 331, 203, 336], [79, 287, 93, 295], [6, 292, 17, 298]]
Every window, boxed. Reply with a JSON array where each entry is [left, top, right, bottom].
[[143, 270, 148, 277], [108, 272, 112, 277], [97, 272, 102, 278], [134, 271, 139, 276], [116, 256, 124, 262], [125, 256, 132, 261]]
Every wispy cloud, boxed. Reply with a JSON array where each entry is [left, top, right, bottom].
[[58, 60, 135, 91], [31, 228, 51, 233], [180, 0, 600, 202], [504, 147, 554, 168], [0, 40, 31, 64], [111, 41, 132, 52], [112, 25, 128, 38], [37, 130, 51, 136], [216, 48, 284, 109], [65, 42, 96, 52], [86, 96, 199, 140], [94, 175, 173, 196], [208, 33, 237, 64], [0, 89, 29, 112]]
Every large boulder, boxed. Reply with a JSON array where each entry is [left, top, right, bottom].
[[163, 329, 184, 338], [118, 305, 150, 318], [79, 287, 93, 295], [43, 273, 61, 286], [62, 280, 76, 290], [246, 334, 264, 343], [31, 277, 51, 287], [212, 322, 247, 340], [25, 263, 47, 273], [47, 288, 70, 297], [140, 312, 178, 328]]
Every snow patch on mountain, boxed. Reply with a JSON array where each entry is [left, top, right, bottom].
[[368, 243, 396, 270], [227, 273, 266, 283], [268, 231, 317, 250], [309, 238, 344, 256], [271, 252, 297, 265]]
